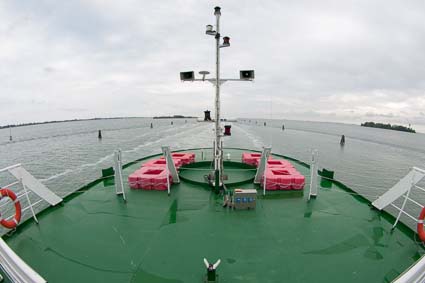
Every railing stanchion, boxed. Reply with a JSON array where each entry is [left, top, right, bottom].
[[393, 170, 416, 229], [21, 178, 38, 224], [392, 188, 412, 229]]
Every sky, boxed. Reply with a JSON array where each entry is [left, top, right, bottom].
[[1, 0, 425, 131]]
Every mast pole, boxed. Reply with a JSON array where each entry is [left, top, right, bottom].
[[214, 7, 222, 185], [180, 6, 254, 190]]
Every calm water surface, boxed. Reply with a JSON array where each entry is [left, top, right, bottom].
[[1, 118, 425, 231]]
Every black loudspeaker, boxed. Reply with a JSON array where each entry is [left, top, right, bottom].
[[180, 71, 195, 81], [240, 70, 255, 80]]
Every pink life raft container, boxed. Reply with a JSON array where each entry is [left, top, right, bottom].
[[242, 153, 262, 167], [142, 158, 183, 169], [128, 167, 172, 190], [266, 159, 294, 168], [261, 164, 305, 191], [160, 152, 195, 165]]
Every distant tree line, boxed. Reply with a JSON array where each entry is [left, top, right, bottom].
[[0, 117, 146, 130], [361, 121, 416, 133], [153, 115, 196, 119]]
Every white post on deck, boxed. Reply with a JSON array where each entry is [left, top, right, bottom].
[[162, 146, 180, 183], [254, 147, 272, 184], [113, 149, 126, 201], [162, 146, 180, 196], [263, 161, 267, 196], [308, 149, 319, 200], [165, 163, 171, 196]]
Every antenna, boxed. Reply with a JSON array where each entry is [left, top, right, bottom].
[[199, 71, 210, 81]]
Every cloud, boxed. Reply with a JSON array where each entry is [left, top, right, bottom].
[[365, 112, 395, 118], [1, 0, 425, 129]]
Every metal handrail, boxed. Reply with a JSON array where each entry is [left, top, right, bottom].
[[2, 181, 20, 188], [390, 204, 418, 222], [405, 196, 424, 209], [0, 164, 21, 174], [413, 167, 425, 174], [371, 167, 425, 231], [0, 164, 60, 229], [414, 185, 425, 193], [0, 185, 34, 210]]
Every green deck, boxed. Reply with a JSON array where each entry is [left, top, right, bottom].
[[2, 148, 424, 282]]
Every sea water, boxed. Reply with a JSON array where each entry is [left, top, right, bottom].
[[0, 118, 425, 231]]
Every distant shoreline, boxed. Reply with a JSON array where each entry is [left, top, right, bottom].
[[153, 115, 196, 119], [0, 117, 148, 130], [0, 116, 200, 129], [361, 121, 416, 133]]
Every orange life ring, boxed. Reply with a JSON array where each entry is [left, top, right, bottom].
[[0, 188, 21, 229], [417, 207, 425, 241]]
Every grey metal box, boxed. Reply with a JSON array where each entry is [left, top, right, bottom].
[[233, 189, 257, 210]]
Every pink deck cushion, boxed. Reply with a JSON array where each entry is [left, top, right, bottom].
[[128, 166, 172, 190]]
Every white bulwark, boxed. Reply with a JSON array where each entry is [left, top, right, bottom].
[[393, 254, 425, 283], [0, 237, 46, 283]]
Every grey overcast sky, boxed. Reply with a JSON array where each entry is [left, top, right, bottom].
[[1, 0, 425, 131]]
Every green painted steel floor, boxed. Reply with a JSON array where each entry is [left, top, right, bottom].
[[3, 149, 424, 283]]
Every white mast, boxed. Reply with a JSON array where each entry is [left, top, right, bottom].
[[179, 6, 255, 190], [214, 7, 222, 176]]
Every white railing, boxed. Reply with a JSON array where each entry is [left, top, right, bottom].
[[372, 167, 425, 283], [0, 168, 38, 225], [7, 166, 62, 206], [372, 167, 425, 229], [0, 164, 62, 282], [0, 164, 62, 227]]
